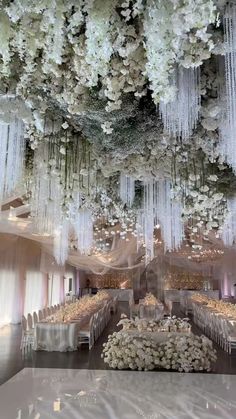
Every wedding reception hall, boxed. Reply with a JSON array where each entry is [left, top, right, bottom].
[[1, 0, 236, 418]]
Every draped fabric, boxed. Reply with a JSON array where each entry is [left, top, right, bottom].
[[0, 234, 75, 328], [48, 273, 65, 306], [24, 272, 48, 316], [0, 235, 25, 327]]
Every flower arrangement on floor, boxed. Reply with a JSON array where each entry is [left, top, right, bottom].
[[102, 332, 217, 372], [118, 314, 191, 333]]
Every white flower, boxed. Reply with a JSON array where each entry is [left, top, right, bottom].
[[101, 121, 113, 134], [59, 146, 66, 155], [208, 175, 218, 182], [62, 121, 69, 129]]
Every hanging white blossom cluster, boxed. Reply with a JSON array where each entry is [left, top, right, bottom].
[[0, 0, 216, 114]]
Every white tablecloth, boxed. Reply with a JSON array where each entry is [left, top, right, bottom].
[[33, 323, 79, 352], [121, 330, 191, 344]]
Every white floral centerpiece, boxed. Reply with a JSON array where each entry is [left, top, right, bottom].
[[49, 290, 109, 323], [140, 294, 164, 320], [102, 331, 217, 372], [143, 293, 159, 306], [191, 294, 236, 318], [118, 314, 191, 333]]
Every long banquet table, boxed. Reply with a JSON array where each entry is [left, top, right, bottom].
[[33, 296, 111, 352]]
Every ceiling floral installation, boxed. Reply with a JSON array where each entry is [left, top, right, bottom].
[[0, 0, 236, 267]]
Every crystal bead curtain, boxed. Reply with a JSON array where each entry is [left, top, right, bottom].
[[74, 209, 93, 255], [140, 179, 184, 263], [222, 3, 236, 172], [0, 119, 25, 204], [222, 197, 236, 246], [53, 220, 69, 266], [119, 174, 135, 207], [159, 66, 200, 140]]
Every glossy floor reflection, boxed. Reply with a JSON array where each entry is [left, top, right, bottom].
[[0, 368, 236, 419]]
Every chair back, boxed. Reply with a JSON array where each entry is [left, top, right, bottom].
[[21, 315, 27, 332], [27, 313, 33, 330], [33, 311, 38, 326], [38, 310, 43, 321]]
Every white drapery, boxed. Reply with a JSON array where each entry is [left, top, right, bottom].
[[48, 273, 65, 306], [0, 268, 23, 327], [0, 234, 75, 328], [0, 236, 24, 327], [24, 271, 48, 316]]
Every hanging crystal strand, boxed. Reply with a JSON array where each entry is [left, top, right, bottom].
[[218, 55, 228, 159], [170, 199, 184, 250], [53, 219, 69, 265], [4, 118, 25, 195], [157, 180, 172, 251], [159, 66, 200, 140], [119, 173, 135, 207], [74, 208, 93, 254], [140, 179, 184, 262], [155, 179, 184, 252], [221, 4, 236, 172], [0, 123, 8, 204], [0, 119, 25, 205], [143, 180, 155, 264], [31, 141, 62, 234], [136, 209, 144, 252], [222, 197, 236, 246]]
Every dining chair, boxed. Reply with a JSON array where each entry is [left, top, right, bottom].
[[27, 313, 34, 331], [111, 296, 118, 314], [33, 311, 38, 326], [21, 315, 34, 352], [93, 312, 99, 341], [38, 309, 43, 321], [78, 315, 95, 350]]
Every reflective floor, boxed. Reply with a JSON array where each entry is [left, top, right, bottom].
[[0, 368, 236, 419]]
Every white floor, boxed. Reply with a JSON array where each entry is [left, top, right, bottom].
[[0, 368, 236, 419]]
